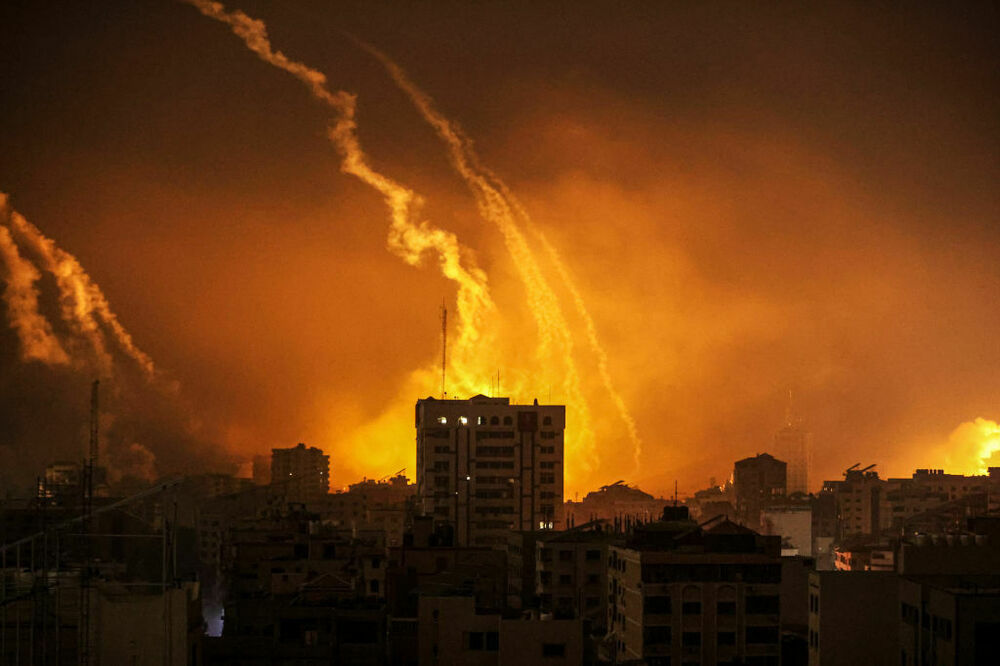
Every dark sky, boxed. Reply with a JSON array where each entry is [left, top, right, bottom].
[[1, 0, 998, 495]]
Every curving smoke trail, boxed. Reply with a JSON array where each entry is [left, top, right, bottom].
[[7, 205, 155, 378], [183, 0, 494, 374], [357, 43, 643, 472], [0, 194, 70, 365]]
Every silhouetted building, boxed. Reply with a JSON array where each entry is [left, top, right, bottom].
[[564, 480, 669, 530], [899, 574, 1000, 666], [415, 395, 565, 547], [734, 453, 787, 527], [807, 570, 899, 666], [607, 506, 783, 665], [415, 595, 583, 666], [271, 442, 330, 503], [251, 454, 271, 486], [535, 524, 616, 633]]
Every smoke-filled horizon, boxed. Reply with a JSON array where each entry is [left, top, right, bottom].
[[1, 1, 998, 496]]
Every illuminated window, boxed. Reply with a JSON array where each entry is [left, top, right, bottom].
[[459, 416, 468, 425], [437, 416, 447, 424]]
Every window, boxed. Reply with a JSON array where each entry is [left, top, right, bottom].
[[540, 446, 555, 454], [745, 626, 779, 644], [490, 416, 499, 425], [433, 461, 449, 471], [434, 445, 450, 453], [477, 416, 487, 425], [437, 416, 447, 424], [559, 550, 574, 562], [715, 601, 736, 615], [434, 476, 449, 488], [369, 580, 379, 593], [718, 631, 736, 646], [682, 631, 701, 646], [540, 474, 556, 484], [643, 626, 671, 645], [682, 601, 701, 615], [645, 596, 671, 614], [559, 574, 573, 585], [586, 549, 600, 561], [543, 416, 552, 425], [540, 461, 557, 469], [587, 574, 600, 584], [585, 596, 600, 608], [486, 632, 499, 651], [542, 643, 566, 657], [746, 595, 780, 615], [467, 632, 484, 650], [503, 416, 513, 425], [541, 431, 557, 439]]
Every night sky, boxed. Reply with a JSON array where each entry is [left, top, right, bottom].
[[1, 1, 998, 496]]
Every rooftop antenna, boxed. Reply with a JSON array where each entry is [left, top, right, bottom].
[[673, 480, 678, 507], [784, 388, 795, 426], [89, 379, 99, 474], [497, 368, 500, 398], [440, 300, 447, 399]]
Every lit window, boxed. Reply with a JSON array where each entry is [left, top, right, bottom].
[[437, 416, 447, 424], [459, 416, 468, 425]]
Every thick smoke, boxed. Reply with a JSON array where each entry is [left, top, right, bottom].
[[0, 193, 235, 493]]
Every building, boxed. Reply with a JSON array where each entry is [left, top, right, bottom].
[[534, 524, 616, 633], [733, 453, 787, 527], [251, 454, 271, 485], [415, 595, 583, 666], [899, 575, 1000, 666], [807, 571, 899, 666], [607, 506, 783, 666], [415, 395, 565, 547], [821, 464, 883, 539], [761, 503, 812, 556], [564, 480, 669, 529], [271, 442, 330, 503], [775, 420, 810, 495]]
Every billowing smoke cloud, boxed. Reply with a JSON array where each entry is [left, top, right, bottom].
[[183, 0, 650, 486], [357, 42, 644, 474], [0, 195, 70, 366], [0, 193, 235, 491], [937, 418, 1000, 475]]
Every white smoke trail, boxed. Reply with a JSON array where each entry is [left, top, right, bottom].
[[497, 181, 644, 470], [0, 194, 70, 365], [184, 0, 494, 372], [8, 208, 155, 378], [356, 43, 635, 473]]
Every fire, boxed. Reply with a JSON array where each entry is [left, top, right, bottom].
[[185, 0, 647, 493], [942, 418, 1000, 475]]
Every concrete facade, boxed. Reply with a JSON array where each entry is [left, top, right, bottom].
[[415, 396, 565, 547]]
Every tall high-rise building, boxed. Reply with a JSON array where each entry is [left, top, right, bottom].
[[271, 442, 330, 503], [415, 395, 565, 547], [774, 420, 810, 495]]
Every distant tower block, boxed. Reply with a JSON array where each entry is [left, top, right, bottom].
[[774, 408, 811, 495]]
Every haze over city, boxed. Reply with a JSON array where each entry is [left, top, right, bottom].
[[2, 0, 998, 498]]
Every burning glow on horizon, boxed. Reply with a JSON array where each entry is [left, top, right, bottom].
[[941, 418, 1000, 475], [185, 0, 650, 488]]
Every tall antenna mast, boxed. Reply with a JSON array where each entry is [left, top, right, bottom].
[[89, 379, 99, 473], [440, 301, 447, 399]]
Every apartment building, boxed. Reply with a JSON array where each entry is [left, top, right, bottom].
[[415, 395, 565, 547], [608, 507, 783, 666]]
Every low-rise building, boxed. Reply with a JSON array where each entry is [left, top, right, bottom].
[[608, 507, 783, 666]]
